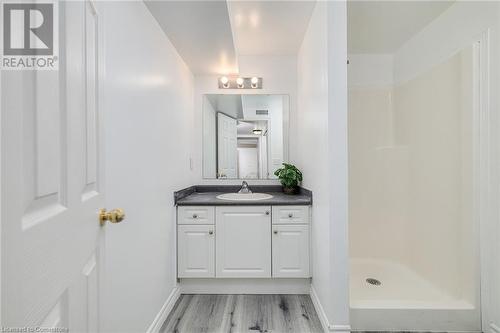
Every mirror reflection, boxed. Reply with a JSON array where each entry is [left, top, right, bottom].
[[203, 94, 289, 179]]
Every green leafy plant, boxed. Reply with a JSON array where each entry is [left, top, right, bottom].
[[274, 163, 303, 188]]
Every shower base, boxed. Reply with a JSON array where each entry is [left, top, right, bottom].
[[349, 258, 480, 331]]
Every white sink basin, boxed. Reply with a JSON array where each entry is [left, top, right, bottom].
[[216, 193, 274, 201]]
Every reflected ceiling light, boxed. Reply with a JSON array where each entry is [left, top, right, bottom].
[[234, 13, 244, 27], [219, 76, 229, 88], [249, 12, 260, 28], [253, 129, 263, 135], [236, 77, 244, 88], [251, 77, 259, 88]]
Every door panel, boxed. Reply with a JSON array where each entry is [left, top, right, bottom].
[[216, 206, 271, 277], [217, 113, 237, 178], [1, 1, 105, 330], [272, 225, 310, 278]]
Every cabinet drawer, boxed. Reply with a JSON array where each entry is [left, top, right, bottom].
[[272, 206, 309, 224], [178, 206, 215, 225]]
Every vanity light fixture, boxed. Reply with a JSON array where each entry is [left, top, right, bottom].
[[236, 77, 244, 88], [219, 76, 230, 88], [217, 76, 263, 89], [252, 129, 263, 135]]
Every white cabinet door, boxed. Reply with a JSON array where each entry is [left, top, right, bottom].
[[178, 225, 215, 278], [272, 225, 310, 278], [216, 206, 271, 277]]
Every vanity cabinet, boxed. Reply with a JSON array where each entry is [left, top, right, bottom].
[[216, 206, 271, 278], [177, 205, 310, 279], [177, 206, 215, 278]]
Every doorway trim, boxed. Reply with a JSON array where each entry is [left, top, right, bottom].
[[476, 29, 496, 333]]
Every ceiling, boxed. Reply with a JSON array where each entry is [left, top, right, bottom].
[[227, 0, 316, 56], [206, 94, 243, 118], [144, 1, 238, 75], [237, 120, 268, 135], [348, 1, 454, 54], [145, 1, 316, 75]]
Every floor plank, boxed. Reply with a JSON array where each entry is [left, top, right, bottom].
[[160, 294, 323, 333]]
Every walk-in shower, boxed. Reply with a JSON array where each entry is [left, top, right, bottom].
[[348, 2, 484, 331]]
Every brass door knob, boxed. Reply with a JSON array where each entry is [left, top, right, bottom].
[[99, 208, 125, 226]]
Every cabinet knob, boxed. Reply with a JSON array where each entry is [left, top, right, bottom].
[[288, 213, 293, 218], [273, 230, 278, 235], [209, 230, 214, 235], [192, 214, 198, 219], [265, 211, 270, 215]]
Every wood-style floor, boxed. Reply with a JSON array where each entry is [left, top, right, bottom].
[[160, 294, 324, 333]]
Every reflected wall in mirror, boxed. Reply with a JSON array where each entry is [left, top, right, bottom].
[[203, 94, 289, 179]]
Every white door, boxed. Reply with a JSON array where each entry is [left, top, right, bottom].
[[216, 206, 271, 277], [272, 225, 310, 278], [177, 225, 215, 278], [1, 2, 112, 331], [217, 113, 237, 178]]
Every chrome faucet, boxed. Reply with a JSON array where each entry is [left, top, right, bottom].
[[238, 181, 252, 194]]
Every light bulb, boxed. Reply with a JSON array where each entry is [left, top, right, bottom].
[[251, 77, 259, 88], [220, 76, 229, 84], [220, 76, 229, 88], [236, 77, 244, 88]]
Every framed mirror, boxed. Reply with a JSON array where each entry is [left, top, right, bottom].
[[202, 94, 289, 179]]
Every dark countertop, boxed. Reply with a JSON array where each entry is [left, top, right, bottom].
[[175, 185, 312, 206]]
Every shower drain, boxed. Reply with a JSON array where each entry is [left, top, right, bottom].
[[366, 278, 382, 286]]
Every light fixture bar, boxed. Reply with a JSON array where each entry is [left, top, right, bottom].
[[218, 76, 263, 89]]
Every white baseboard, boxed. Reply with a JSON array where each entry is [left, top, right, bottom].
[[491, 323, 500, 333], [310, 285, 351, 333], [180, 278, 311, 294], [146, 286, 181, 333], [310, 285, 330, 332]]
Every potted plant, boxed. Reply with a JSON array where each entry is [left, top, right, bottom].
[[274, 163, 303, 195]]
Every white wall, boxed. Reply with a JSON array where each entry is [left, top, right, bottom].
[[348, 54, 394, 88], [326, 1, 350, 330], [95, 2, 194, 332], [194, 55, 296, 184], [295, 1, 350, 330], [296, 2, 330, 323]]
